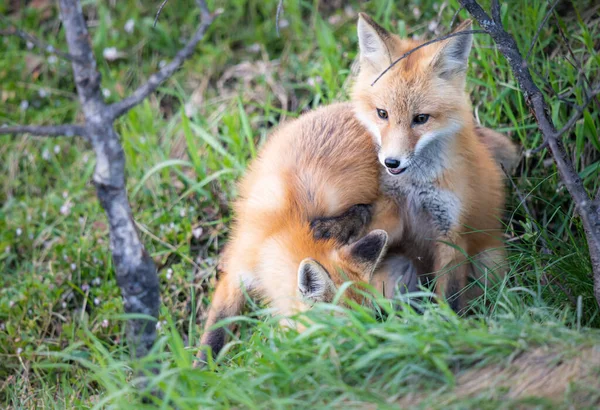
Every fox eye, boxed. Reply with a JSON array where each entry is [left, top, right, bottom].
[[376, 108, 388, 120], [412, 114, 430, 125]]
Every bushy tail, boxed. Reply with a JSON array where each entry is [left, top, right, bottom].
[[475, 126, 520, 175]]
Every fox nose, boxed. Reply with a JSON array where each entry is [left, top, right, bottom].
[[384, 158, 401, 169]]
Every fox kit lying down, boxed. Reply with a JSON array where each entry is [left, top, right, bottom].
[[198, 103, 394, 361], [313, 14, 517, 310]]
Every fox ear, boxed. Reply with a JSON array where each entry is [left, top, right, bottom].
[[298, 259, 336, 302], [431, 19, 473, 80], [341, 229, 388, 282], [357, 13, 393, 73]]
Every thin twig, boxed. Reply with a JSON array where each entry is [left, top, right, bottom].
[[153, 0, 170, 27], [529, 140, 548, 155], [0, 21, 83, 63], [371, 30, 487, 86], [525, 0, 560, 61], [449, 5, 465, 30], [0, 124, 86, 138], [109, 2, 215, 119]]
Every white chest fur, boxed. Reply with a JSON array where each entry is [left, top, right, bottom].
[[381, 171, 462, 235]]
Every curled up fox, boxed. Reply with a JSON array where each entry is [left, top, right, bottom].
[[197, 14, 518, 361]]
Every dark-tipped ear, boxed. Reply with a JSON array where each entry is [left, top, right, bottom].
[[342, 229, 388, 281], [298, 258, 336, 302], [357, 12, 393, 73], [431, 19, 473, 80]]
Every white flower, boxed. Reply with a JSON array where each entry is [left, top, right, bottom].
[[102, 88, 111, 98], [26, 41, 34, 50], [38, 88, 48, 98], [94, 298, 101, 306], [54, 145, 60, 154], [82, 283, 89, 292], [20, 100, 29, 111], [16, 228, 22, 236], [179, 208, 186, 218], [42, 149, 50, 160], [71, 263, 77, 271], [192, 227, 203, 239], [16, 348, 23, 355], [103, 47, 125, 61], [102, 319, 109, 328], [166, 268, 173, 280], [48, 55, 58, 64], [124, 19, 135, 34]]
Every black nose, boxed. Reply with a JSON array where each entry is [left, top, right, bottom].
[[384, 158, 401, 169]]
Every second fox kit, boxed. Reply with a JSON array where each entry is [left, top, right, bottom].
[[326, 14, 511, 308]]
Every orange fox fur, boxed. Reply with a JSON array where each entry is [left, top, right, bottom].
[[198, 103, 391, 361], [198, 15, 519, 360], [352, 14, 512, 308]]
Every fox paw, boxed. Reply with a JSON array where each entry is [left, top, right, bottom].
[[310, 204, 372, 245]]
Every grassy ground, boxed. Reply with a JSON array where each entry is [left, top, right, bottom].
[[1, 0, 599, 408]]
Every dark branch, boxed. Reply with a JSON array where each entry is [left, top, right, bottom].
[[108, 2, 215, 119], [153, 0, 170, 27], [0, 124, 86, 138], [525, 0, 560, 61], [0, 20, 83, 63], [449, 5, 465, 30], [458, 0, 600, 307], [371, 30, 487, 86]]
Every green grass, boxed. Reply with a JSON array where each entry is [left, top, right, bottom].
[[1, 0, 599, 408]]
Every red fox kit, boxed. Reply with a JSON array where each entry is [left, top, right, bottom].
[[198, 104, 392, 361], [334, 14, 512, 309]]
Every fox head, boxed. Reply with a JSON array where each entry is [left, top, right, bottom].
[[296, 229, 389, 305], [352, 13, 474, 180]]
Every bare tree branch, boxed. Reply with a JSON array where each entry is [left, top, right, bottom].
[[57, 0, 161, 360], [4, 0, 215, 364], [458, 0, 600, 307], [525, 0, 560, 61], [108, 2, 215, 119], [0, 19, 83, 63], [371, 29, 487, 86], [0, 124, 86, 138]]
